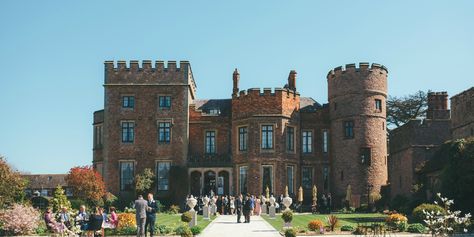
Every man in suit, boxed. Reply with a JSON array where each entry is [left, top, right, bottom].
[[145, 193, 158, 237], [235, 194, 243, 223], [135, 195, 148, 237], [243, 194, 252, 223]]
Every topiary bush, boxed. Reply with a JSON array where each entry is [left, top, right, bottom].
[[284, 228, 297, 237], [190, 226, 202, 235], [181, 211, 193, 223], [307, 219, 324, 231], [407, 223, 426, 233], [340, 225, 354, 231], [412, 203, 446, 223], [281, 210, 293, 223]]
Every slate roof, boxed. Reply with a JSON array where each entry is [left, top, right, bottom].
[[192, 97, 322, 115], [193, 99, 232, 116], [300, 97, 322, 112], [23, 174, 68, 189]]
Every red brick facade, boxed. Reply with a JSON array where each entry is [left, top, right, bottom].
[[93, 60, 390, 206]]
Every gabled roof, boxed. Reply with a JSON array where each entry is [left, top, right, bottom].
[[23, 174, 68, 189]]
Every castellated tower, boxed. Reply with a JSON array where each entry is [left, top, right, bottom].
[[327, 62, 388, 202]]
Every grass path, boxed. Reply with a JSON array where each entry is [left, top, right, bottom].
[[262, 213, 386, 232]]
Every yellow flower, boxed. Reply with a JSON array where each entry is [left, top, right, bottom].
[[117, 213, 137, 230]]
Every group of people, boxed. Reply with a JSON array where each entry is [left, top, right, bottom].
[[186, 192, 334, 221], [44, 205, 118, 236], [134, 193, 159, 237]]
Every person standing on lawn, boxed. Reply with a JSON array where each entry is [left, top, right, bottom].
[[145, 193, 158, 237], [135, 195, 148, 237], [235, 194, 243, 223]]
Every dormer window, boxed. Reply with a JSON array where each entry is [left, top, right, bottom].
[[208, 108, 220, 115]]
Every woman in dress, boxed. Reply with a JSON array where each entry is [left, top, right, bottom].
[[44, 208, 73, 235], [254, 196, 261, 216], [105, 206, 118, 228], [230, 196, 235, 215]]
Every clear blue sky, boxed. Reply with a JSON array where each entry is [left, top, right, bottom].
[[1, 1, 473, 174]]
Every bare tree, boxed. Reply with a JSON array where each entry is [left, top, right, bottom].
[[387, 90, 428, 129]]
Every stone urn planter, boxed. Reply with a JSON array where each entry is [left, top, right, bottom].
[[283, 196, 292, 211], [203, 195, 210, 207], [187, 195, 197, 210], [269, 195, 276, 206]]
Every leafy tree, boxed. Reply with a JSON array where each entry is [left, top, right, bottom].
[[49, 185, 71, 212], [135, 168, 155, 194], [387, 90, 428, 128], [438, 138, 474, 214], [0, 156, 28, 207], [65, 166, 106, 206]]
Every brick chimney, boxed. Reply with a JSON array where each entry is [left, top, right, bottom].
[[427, 91, 450, 119], [288, 70, 297, 91], [232, 68, 240, 97]]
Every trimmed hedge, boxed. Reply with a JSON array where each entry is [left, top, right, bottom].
[[408, 223, 426, 233], [412, 203, 445, 223]]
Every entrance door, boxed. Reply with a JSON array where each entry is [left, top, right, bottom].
[[262, 165, 273, 194], [217, 170, 230, 195], [204, 171, 216, 196], [190, 171, 202, 196]]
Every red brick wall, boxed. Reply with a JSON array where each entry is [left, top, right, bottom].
[[327, 63, 388, 202]]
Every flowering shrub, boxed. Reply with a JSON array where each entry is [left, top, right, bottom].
[[385, 213, 408, 231], [308, 219, 324, 231], [117, 213, 136, 230], [0, 203, 41, 235], [424, 193, 471, 236]]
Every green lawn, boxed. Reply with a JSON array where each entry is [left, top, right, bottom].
[[262, 213, 386, 232], [156, 213, 216, 230]]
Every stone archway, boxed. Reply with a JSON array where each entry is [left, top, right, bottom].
[[190, 171, 202, 196]]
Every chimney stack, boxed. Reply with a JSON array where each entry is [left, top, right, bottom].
[[288, 70, 297, 91], [232, 68, 240, 97]]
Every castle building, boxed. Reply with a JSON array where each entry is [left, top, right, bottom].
[[388, 87, 474, 199], [92, 60, 389, 205]]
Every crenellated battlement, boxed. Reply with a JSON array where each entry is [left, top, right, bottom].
[[451, 87, 474, 104], [235, 87, 299, 99], [104, 60, 196, 98], [104, 60, 190, 72], [327, 62, 388, 78]]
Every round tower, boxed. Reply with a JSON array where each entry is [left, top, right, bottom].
[[327, 62, 388, 203]]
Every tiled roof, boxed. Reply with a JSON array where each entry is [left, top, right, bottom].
[[23, 174, 68, 189]]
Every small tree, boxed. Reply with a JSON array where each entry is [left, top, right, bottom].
[[49, 185, 71, 212], [135, 168, 155, 195], [65, 166, 106, 206], [0, 156, 28, 207], [424, 193, 471, 236]]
